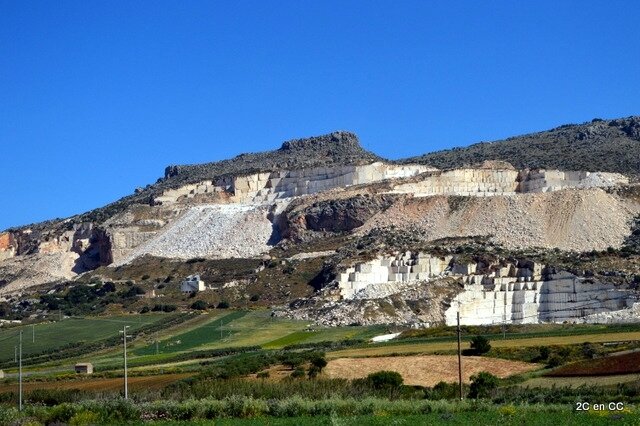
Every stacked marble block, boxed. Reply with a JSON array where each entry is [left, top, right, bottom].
[[518, 170, 628, 193], [337, 252, 453, 299], [235, 163, 433, 203], [446, 264, 633, 326], [154, 163, 432, 205], [391, 168, 520, 197], [154, 179, 230, 205]]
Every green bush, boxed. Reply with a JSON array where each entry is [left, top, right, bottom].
[[366, 371, 403, 389], [190, 300, 208, 310], [469, 371, 499, 399], [291, 368, 306, 378], [470, 335, 491, 355], [69, 410, 100, 426]]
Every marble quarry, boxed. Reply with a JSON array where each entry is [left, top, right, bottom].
[[445, 270, 636, 326], [154, 163, 628, 206], [154, 162, 435, 205], [390, 168, 627, 197], [337, 251, 453, 299], [336, 254, 637, 325]]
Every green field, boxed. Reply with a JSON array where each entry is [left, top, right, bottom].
[[263, 325, 388, 349], [134, 311, 248, 355], [0, 314, 169, 362], [134, 310, 316, 356]]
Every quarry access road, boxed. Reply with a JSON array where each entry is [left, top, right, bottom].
[[327, 330, 640, 359]]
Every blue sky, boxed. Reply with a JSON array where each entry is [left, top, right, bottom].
[[1, 1, 639, 230]]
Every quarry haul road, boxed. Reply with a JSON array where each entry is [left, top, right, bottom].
[[327, 330, 640, 358]]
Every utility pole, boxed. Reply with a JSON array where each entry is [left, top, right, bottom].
[[14, 345, 16, 363], [457, 311, 463, 401], [503, 295, 507, 340], [32, 324, 35, 343], [120, 326, 131, 399], [19, 331, 23, 411]]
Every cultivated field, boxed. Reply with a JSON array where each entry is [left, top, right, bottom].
[[547, 351, 640, 377], [324, 355, 541, 386], [0, 373, 190, 393], [0, 314, 170, 362], [262, 325, 387, 349], [327, 331, 640, 359]]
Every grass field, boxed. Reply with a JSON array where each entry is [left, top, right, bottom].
[[327, 330, 640, 359], [133, 310, 312, 355], [134, 311, 248, 355], [263, 325, 387, 349], [325, 355, 541, 386], [0, 314, 170, 362]]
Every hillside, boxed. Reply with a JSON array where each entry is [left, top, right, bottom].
[[404, 117, 640, 179]]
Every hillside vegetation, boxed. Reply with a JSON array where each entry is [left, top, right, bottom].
[[404, 117, 640, 178]]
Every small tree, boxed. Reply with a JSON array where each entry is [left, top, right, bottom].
[[469, 371, 499, 399], [307, 356, 328, 378], [367, 371, 403, 389], [470, 335, 491, 355]]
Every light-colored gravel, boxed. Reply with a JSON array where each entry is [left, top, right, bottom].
[[357, 188, 639, 251], [119, 203, 276, 261]]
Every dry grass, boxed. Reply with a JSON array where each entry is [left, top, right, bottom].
[[328, 331, 640, 359], [324, 355, 540, 387]]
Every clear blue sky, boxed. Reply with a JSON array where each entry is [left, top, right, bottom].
[[1, 1, 639, 230]]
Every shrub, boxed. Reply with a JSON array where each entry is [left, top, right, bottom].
[[140, 306, 150, 314], [69, 410, 100, 426], [249, 294, 260, 302], [46, 403, 77, 423], [428, 381, 461, 400], [468, 371, 499, 399], [367, 371, 403, 389], [547, 355, 564, 368], [539, 346, 550, 360], [291, 368, 306, 378], [470, 335, 491, 355], [217, 301, 230, 309], [190, 300, 208, 310], [257, 371, 270, 379]]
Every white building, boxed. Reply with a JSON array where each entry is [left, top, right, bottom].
[[181, 274, 205, 293]]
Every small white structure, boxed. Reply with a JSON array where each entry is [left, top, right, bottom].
[[181, 274, 205, 293], [74, 363, 93, 374], [0, 370, 5, 379]]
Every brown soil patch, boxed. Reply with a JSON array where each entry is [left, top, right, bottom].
[[0, 373, 190, 393], [325, 355, 540, 387]]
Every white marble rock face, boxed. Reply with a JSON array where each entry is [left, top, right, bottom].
[[153, 162, 629, 206], [334, 253, 637, 325]]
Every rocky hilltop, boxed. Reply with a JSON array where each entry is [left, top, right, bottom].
[[1, 117, 640, 327], [405, 117, 640, 179]]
